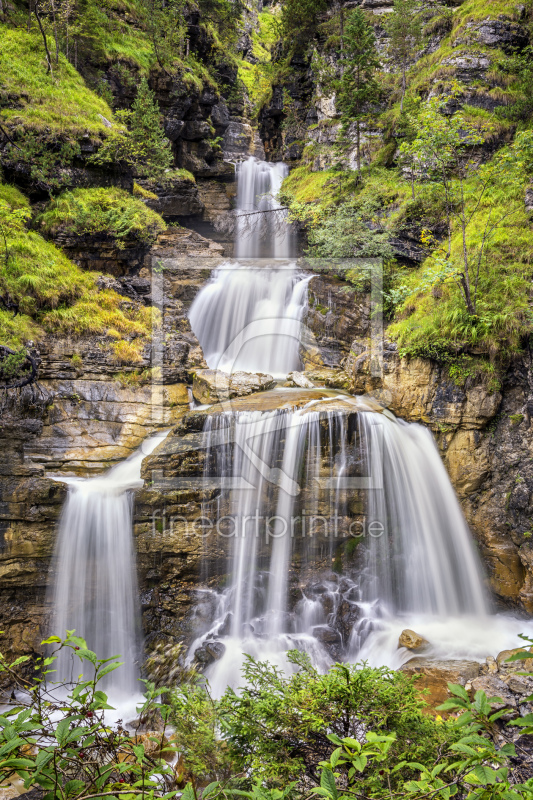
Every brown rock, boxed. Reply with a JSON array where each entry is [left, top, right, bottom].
[[470, 676, 516, 709], [400, 658, 481, 713], [192, 369, 276, 404], [497, 647, 533, 674], [399, 629, 429, 651]]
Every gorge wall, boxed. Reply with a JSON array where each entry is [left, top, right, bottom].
[[2, 0, 533, 674]]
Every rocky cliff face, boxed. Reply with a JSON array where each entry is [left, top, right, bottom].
[[4, 249, 533, 670], [0, 226, 223, 670]]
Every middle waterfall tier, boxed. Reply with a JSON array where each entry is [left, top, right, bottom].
[[187, 401, 490, 694]]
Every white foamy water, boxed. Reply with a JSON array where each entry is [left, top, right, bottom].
[[48, 431, 167, 693], [186, 404, 515, 696], [189, 157, 310, 377]]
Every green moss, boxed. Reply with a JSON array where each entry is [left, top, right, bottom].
[[0, 184, 155, 350], [388, 159, 533, 363], [142, 168, 196, 187], [0, 184, 31, 211], [280, 164, 342, 206], [453, 0, 523, 28], [0, 25, 114, 136], [37, 187, 166, 244], [238, 9, 281, 116]]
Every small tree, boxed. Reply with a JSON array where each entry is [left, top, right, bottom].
[[90, 78, 173, 179], [398, 89, 532, 315], [385, 0, 423, 112], [281, 0, 327, 46], [336, 8, 381, 172], [140, 0, 187, 74]]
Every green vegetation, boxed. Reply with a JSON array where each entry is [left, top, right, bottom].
[[0, 182, 154, 352], [89, 77, 173, 179], [0, 25, 113, 135], [0, 633, 179, 800], [279, 0, 533, 376], [384, 0, 423, 111], [238, 10, 281, 116], [4, 635, 533, 800], [37, 187, 166, 244]]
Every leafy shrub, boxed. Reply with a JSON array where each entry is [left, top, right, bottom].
[[0, 633, 179, 800], [217, 652, 454, 788]]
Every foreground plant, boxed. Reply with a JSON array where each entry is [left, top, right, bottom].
[[0, 632, 178, 800]]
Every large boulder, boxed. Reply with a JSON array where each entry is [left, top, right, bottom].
[[400, 658, 481, 712], [399, 629, 429, 651], [192, 369, 276, 404]]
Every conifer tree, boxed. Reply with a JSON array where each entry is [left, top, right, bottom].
[[130, 77, 173, 177], [90, 78, 173, 178], [337, 9, 380, 173]]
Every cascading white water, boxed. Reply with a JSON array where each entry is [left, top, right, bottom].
[[48, 432, 166, 691], [234, 158, 291, 259], [188, 157, 310, 377], [356, 412, 488, 617], [188, 399, 493, 695], [184, 155, 508, 692]]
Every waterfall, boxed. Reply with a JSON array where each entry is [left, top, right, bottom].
[[234, 158, 290, 259], [184, 155, 496, 692], [357, 412, 487, 617], [189, 157, 309, 377], [48, 432, 165, 691], [189, 402, 491, 695]]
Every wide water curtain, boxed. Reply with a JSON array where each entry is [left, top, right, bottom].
[[192, 402, 490, 695]]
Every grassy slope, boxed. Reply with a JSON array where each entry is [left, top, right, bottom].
[[280, 0, 533, 378], [0, 26, 113, 136], [0, 183, 155, 356]]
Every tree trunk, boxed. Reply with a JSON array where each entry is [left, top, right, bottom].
[[34, 2, 54, 76], [51, 0, 59, 64], [356, 119, 361, 172], [401, 57, 406, 112]]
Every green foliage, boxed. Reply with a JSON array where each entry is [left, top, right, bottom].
[[89, 78, 172, 179], [0, 24, 114, 135], [0, 633, 179, 800], [171, 680, 236, 784], [0, 183, 155, 349], [384, 0, 423, 109], [139, 0, 187, 73], [216, 652, 452, 789], [37, 187, 166, 245], [238, 10, 281, 116], [336, 9, 381, 172], [390, 124, 533, 360], [280, 0, 327, 46]]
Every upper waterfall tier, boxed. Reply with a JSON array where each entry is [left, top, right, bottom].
[[234, 158, 291, 259], [189, 158, 307, 377]]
